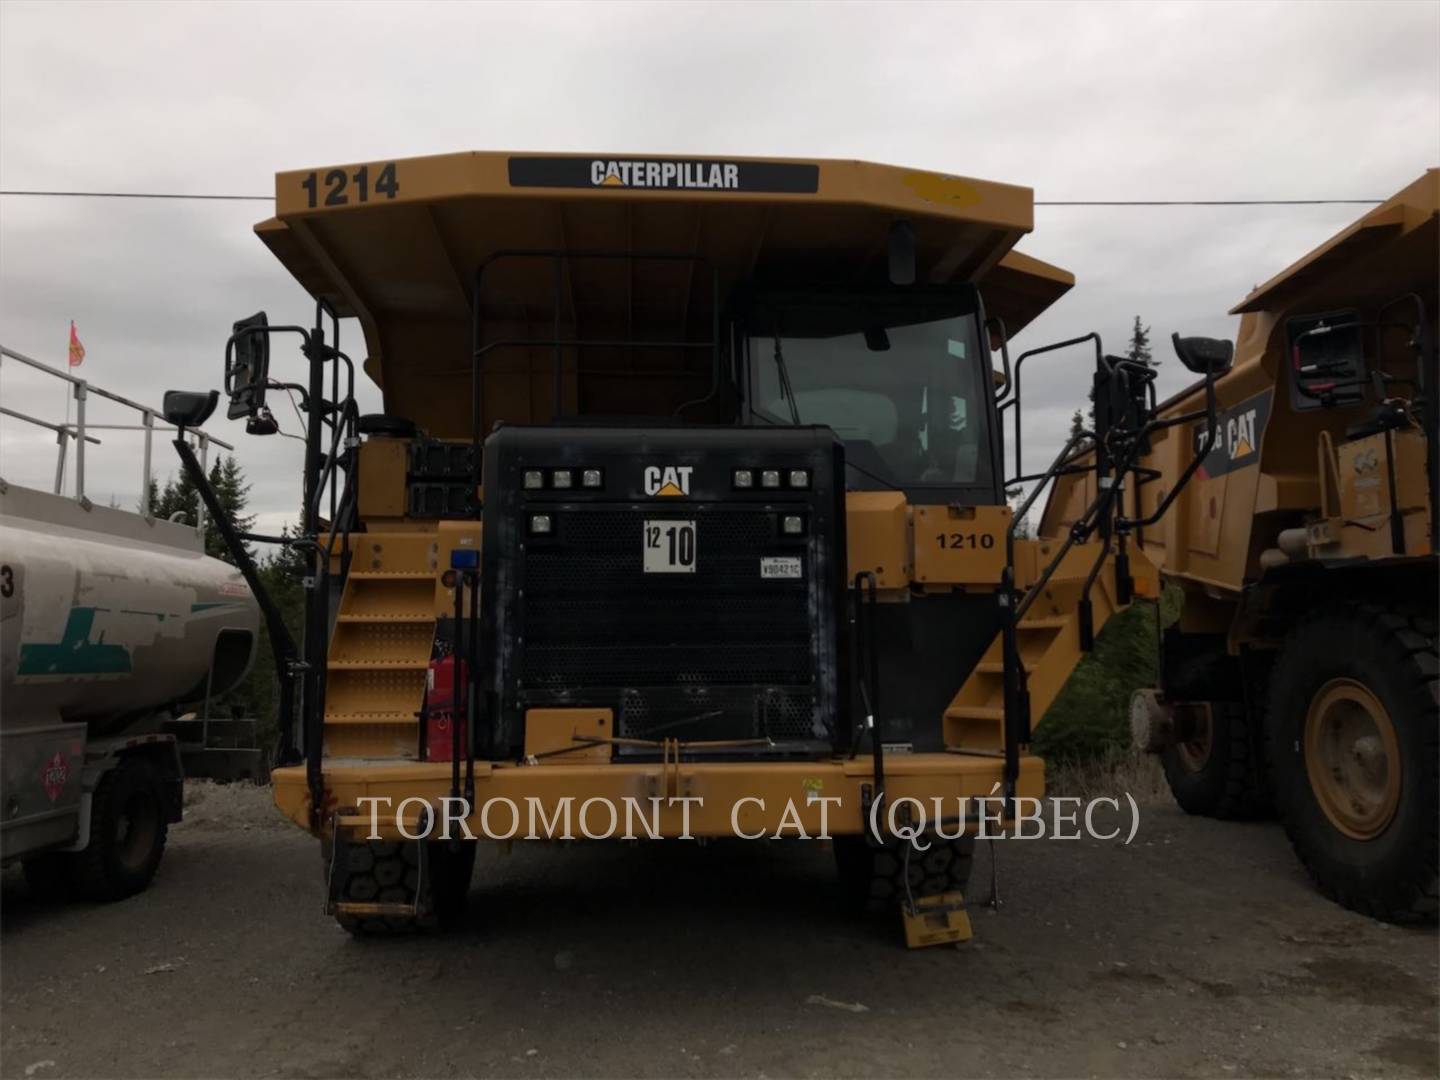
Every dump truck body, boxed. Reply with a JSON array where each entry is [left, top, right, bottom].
[[1043, 170, 1439, 922], [209, 150, 1182, 940]]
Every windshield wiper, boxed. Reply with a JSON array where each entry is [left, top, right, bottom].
[[772, 334, 801, 425]]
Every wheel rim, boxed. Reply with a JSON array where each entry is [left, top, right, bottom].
[[114, 791, 159, 873], [1176, 707, 1213, 773], [1304, 678, 1401, 840]]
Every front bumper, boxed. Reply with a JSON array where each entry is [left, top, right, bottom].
[[272, 752, 1045, 838]]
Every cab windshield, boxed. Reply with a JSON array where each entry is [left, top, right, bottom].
[[743, 288, 994, 498]]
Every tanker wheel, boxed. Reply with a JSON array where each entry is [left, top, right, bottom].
[[1267, 607, 1438, 923], [68, 756, 168, 902], [834, 832, 975, 913], [1160, 701, 1268, 820], [333, 839, 476, 936]]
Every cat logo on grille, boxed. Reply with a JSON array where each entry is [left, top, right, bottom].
[[643, 466, 693, 497]]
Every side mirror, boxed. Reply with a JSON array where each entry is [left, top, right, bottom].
[[226, 311, 271, 421], [1171, 333, 1234, 376], [163, 389, 219, 429]]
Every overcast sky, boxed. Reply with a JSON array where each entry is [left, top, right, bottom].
[[2, 0, 1436, 533]]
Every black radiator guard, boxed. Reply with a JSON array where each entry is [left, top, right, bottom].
[[480, 425, 848, 760]]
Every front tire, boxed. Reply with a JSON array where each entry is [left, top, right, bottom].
[[834, 832, 975, 912], [67, 756, 168, 902], [332, 839, 476, 936], [1266, 607, 1437, 923]]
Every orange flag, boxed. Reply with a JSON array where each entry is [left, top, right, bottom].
[[68, 321, 86, 368]]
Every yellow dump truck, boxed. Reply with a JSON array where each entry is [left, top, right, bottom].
[[1044, 170, 1438, 923], [167, 151, 1225, 941]]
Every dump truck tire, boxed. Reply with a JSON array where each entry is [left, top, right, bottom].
[[834, 833, 975, 912], [67, 756, 168, 902], [1267, 607, 1438, 924], [334, 840, 430, 936], [1160, 701, 1269, 820], [333, 839, 476, 936]]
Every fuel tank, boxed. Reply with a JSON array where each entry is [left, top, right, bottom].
[[0, 483, 260, 734]]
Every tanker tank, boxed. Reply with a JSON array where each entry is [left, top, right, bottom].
[[0, 484, 260, 734]]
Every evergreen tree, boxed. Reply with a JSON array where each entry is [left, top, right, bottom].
[[205, 455, 255, 564], [1124, 315, 1154, 368], [147, 456, 254, 564], [1069, 408, 1086, 439]]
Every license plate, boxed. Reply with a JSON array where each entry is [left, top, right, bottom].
[[643, 520, 696, 573], [760, 556, 802, 579]]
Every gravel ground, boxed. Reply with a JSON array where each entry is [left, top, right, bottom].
[[1, 782, 1436, 1079]]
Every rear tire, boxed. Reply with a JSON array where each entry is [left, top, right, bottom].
[[1267, 607, 1438, 923], [834, 832, 975, 912], [1160, 701, 1269, 819], [67, 756, 168, 902]]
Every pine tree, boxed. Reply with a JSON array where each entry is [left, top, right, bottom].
[[1069, 408, 1086, 439], [1125, 316, 1154, 368], [204, 455, 255, 564], [148, 458, 254, 563]]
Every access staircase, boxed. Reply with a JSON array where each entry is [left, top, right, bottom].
[[945, 543, 1128, 752], [323, 532, 439, 759]]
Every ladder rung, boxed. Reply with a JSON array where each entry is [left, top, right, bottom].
[[1017, 615, 1071, 630], [324, 712, 419, 725], [336, 613, 435, 624], [327, 659, 430, 670], [945, 706, 1004, 722], [974, 660, 1034, 675]]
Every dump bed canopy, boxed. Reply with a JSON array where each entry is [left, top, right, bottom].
[[256, 151, 1073, 433], [1231, 169, 1438, 316]]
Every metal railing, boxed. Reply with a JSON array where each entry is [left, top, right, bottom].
[[0, 343, 234, 532]]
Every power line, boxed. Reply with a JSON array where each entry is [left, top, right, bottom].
[[1037, 198, 1384, 206], [0, 190, 271, 202], [0, 189, 1387, 207]]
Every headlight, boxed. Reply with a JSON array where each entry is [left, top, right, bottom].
[[788, 468, 810, 489], [529, 514, 553, 535], [760, 469, 781, 489], [733, 468, 754, 489], [582, 468, 603, 489], [551, 468, 574, 489], [523, 469, 544, 490], [782, 514, 805, 536]]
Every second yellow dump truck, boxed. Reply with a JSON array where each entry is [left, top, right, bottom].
[[1045, 170, 1438, 924], [168, 150, 1227, 942]]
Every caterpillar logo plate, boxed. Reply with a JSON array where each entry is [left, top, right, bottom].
[[644, 466, 693, 497], [509, 156, 819, 194]]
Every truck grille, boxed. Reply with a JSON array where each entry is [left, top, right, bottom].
[[517, 507, 823, 742]]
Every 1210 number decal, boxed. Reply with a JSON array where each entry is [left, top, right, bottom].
[[936, 532, 995, 550], [300, 162, 400, 209]]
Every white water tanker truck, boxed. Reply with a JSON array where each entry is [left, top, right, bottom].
[[0, 345, 260, 900]]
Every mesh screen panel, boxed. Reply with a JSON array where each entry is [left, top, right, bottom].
[[517, 507, 822, 741]]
